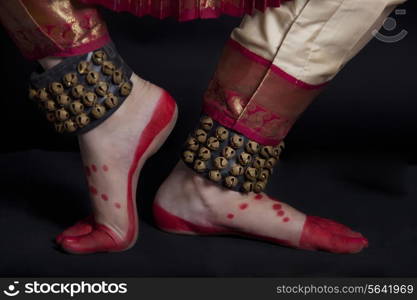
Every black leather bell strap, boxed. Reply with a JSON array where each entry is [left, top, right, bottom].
[[28, 41, 133, 134], [181, 115, 285, 194]]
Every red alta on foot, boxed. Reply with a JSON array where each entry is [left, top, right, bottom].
[[153, 203, 368, 254], [56, 91, 177, 254], [299, 216, 369, 254]]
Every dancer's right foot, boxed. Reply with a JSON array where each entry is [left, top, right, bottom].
[[56, 74, 178, 254], [154, 162, 368, 254]]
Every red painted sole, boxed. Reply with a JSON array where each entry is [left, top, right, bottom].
[[153, 203, 368, 253], [153, 203, 294, 247]]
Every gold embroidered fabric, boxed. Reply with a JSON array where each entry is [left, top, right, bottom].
[[0, 0, 282, 59], [0, 0, 109, 59]]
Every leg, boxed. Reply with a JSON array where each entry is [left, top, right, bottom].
[[154, 0, 405, 253], [0, 0, 178, 254]]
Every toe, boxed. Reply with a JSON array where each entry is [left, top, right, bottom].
[[308, 216, 364, 238], [56, 216, 94, 244], [60, 226, 118, 254], [327, 234, 369, 254], [299, 216, 369, 254]]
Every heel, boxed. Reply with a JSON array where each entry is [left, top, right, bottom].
[[152, 203, 193, 234], [152, 203, 229, 235], [150, 91, 177, 136], [145, 90, 178, 157], [159, 91, 177, 121]]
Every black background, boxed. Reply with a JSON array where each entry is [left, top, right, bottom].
[[0, 2, 416, 277]]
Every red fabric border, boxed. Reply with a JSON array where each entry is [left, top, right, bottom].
[[227, 38, 328, 90]]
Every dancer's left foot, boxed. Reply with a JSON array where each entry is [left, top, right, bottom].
[[56, 74, 177, 254]]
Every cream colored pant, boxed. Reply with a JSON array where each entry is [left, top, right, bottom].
[[232, 0, 407, 85]]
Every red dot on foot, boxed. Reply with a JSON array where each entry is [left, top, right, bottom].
[[101, 194, 109, 201], [85, 166, 91, 177], [277, 210, 285, 217], [273, 204, 282, 210], [254, 194, 263, 200], [91, 164, 97, 172], [102, 165, 109, 172], [239, 203, 249, 210], [89, 186, 98, 195], [227, 214, 234, 219], [115, 202, 121, 209], [283, 217, 290, 223]]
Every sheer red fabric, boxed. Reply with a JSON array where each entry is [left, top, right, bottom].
[[203, 39, 323, 145]]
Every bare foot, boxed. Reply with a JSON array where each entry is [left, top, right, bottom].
[[153, 161, 368, 254], [56, 74, 178, 254]]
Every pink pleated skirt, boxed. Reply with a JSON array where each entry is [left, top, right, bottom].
[[79, 0, 286, 21]]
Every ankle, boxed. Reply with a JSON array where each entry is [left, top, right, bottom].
[[155, 163, 208, 215], [179, 163, 241, 220]]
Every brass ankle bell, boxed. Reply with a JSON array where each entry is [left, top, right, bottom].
[[180, 115, 285, 194]]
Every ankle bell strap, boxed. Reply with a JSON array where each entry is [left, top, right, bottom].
[[181, 115, 285, 194], [28, 41, 133, 134]]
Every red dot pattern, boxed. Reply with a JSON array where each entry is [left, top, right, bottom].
[[277, 210, 285, 217], [273, 204, 282, 210], [239, 203, 249, 210], [254, 194, 263, 200]]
